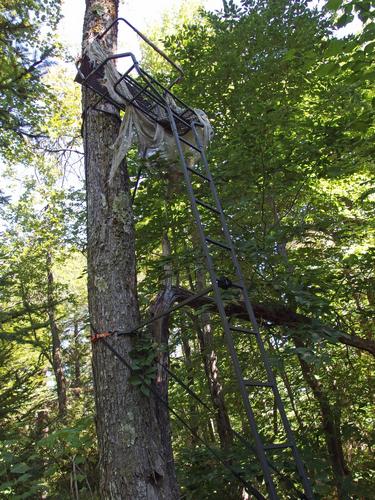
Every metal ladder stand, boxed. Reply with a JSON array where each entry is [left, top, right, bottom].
[[77, 18, 314, 500]]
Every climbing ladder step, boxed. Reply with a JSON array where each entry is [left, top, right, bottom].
[[264, 443, 291, 451], [244, 380, 273, 388], [205, 237, 232, 251], [229, 326, 258, 335], [187, 166, 210, 181], [195, 198, 220, 214], [179, 136, 201, 152]]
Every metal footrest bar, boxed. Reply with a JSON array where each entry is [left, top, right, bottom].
[[178, 136, 201, 152]]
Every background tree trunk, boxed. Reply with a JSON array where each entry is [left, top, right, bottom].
[[180, 331, 200, 445], [271, 199, 351, 498], [192, 307, 234, 450], [192, 232, 233, 450], [46, 252, 67, 418], [294, 336, 351, 498], [71, 320, 82, 397], [82, 1, 178, 497]]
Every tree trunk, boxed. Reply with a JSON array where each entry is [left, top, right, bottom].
[[46, 252, 67, 418], [149, 289, 180, 489], [194, 257, 233, 450], [294, 336, 351, 498], [82, 2, 178, 497], [271, 198, 351, 497], [71, 320, 82, 397], [35, 409, 49, 441], [180, 330, 200, 445], [192, 309, 233, 450]]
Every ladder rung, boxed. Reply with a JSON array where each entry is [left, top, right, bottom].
[[179, 136, 201, 152], [264, 443, 291, 451], [244, 380, 273, 388], [187, 166, 210, 181], [195, 198, 220, 214], [206, 237, 231, 251], [229, 326, 257, 335]]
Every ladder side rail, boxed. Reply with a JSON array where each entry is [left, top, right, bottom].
[[166, 104, 279, 500], [191, 121, 285, 378], [82, 63, 313, 497], [191, 122, 314, 500]]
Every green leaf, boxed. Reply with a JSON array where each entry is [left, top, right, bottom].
[[140, 385, 151, 397], [316, 61, 340, 76], [16, 473, 32, 484], [129, 376, 143, 386], [336, 12, 354, 28], [283, 48, 297, 61], [0, 482, 13, 495], [145, 366, 156, 375], [324, 39, 346, 57], [325, 0, 342, 10], [11, 463, 30, 474], [364, 41, 375, 54]]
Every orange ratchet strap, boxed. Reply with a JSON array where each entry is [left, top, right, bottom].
[[91, 332, 111, 343]]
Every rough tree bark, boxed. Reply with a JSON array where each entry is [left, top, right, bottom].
[[46, 252, 67, 418], [82, 1, 178, 497]]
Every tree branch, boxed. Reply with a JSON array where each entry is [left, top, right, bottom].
[[159, 286, 375, 357]]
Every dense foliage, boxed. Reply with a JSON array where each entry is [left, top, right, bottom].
[[0, 0, 373, 498], [0, 0, 62, 159]]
